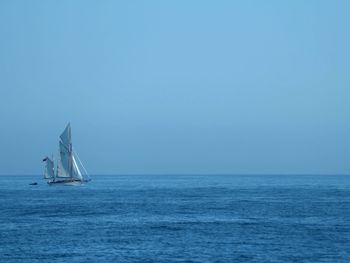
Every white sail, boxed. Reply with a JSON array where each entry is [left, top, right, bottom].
[[74, 150, 90, 181], [57, 140, 71, 178], [43, 123, 89, 184], [60, 123, 71, 148], [72, 155, 83, 180], [44, 157, 55, 179]]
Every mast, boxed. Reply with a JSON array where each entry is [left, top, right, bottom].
[[52, 153, 56, 182]]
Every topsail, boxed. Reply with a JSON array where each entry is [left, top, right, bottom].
[[60, 123, 71, 148]]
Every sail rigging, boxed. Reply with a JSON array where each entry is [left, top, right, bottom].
[[72, 155, 83, 180], [43, 123, 89, 185], [73, 150, 90, 181]]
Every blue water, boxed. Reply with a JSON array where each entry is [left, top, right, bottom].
[[0, 175, 349, 262]]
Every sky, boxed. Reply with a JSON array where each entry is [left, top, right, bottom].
[[0, 0, 349, 175]]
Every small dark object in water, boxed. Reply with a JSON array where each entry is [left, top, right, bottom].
[[29, 182, 38, 185]]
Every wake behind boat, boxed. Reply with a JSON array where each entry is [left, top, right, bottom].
[[43, 123, 90, 185]]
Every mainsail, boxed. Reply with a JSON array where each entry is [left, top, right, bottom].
[[57, 140, 71, 177], [57, 123, 74, 178]]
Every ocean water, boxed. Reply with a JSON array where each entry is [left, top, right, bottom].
[[0, 175, 349, 263]]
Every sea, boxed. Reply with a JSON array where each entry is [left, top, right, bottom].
[[0, 175, 349, 263]]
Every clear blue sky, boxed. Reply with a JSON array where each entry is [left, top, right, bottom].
[[0, 0, 349, 175]]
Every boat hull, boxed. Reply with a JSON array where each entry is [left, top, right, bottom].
[[47, 179, 83, 186]]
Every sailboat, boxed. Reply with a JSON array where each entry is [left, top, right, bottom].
[[43, 123, 90, 185]]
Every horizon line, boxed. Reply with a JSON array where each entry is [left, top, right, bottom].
[[1, 173, 349, 176]]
